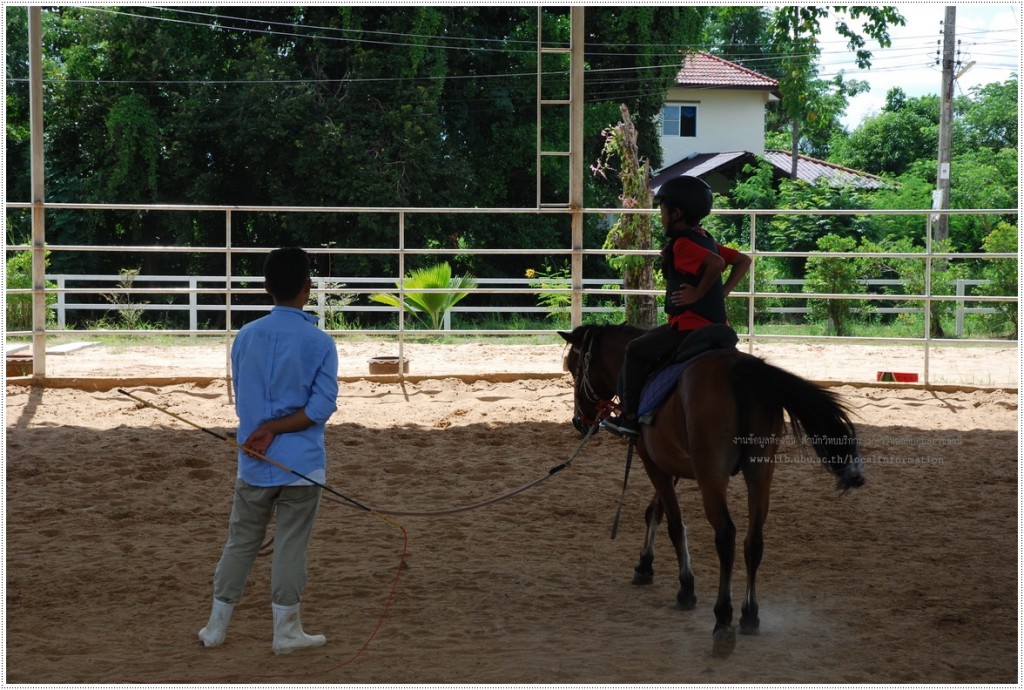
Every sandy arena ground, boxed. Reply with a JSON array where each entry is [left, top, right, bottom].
[[3, 340, 1020, 683]]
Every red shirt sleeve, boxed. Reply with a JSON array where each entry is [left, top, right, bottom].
[[673, 233, 739, 274], [672, 236, 709, 276], [717, 243, 740, 264]]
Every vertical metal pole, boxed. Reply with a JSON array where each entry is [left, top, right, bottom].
[[569, 6, 584, 328], [225, 210, 234, 403], [923, 215, 933, 385], [28, 7, 46, 376], [747, 212, 757, 354], [397, 211, 405, 369], [535, 7, 543, 210]]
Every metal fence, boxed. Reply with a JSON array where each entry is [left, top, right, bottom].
[[31, 273, 1004, 340], [5, 202, 1018, 383]]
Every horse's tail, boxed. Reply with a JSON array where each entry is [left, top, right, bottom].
[[731, 355, 865, 491]]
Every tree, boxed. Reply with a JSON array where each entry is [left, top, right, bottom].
[[592, 105, 657, 328], [956, 77, 1018, 153], [979, 222, 1018, 336], [830, 88, 939, 176], [768, 6, 906, 176], [701, 6, 900, 161], [803, 234, 867, 336]]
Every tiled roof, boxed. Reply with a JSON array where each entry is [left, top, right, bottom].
[[652, 150, 891, 191], [675, 51, 779, 91], [762, 150, 889, 190]]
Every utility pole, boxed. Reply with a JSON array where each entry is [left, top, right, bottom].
[[933, 6, 955, 245], [927, 6, 957, 339]]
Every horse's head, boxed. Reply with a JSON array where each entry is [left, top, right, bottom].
[[558, 325, 632, 436]]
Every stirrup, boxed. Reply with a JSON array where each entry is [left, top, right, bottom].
[[600, 415, 639, 439]]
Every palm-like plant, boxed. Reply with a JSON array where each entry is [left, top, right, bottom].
[[370, 262, 477, 330]]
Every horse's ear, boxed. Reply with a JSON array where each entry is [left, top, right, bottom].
[[557, 330, 572, 343]]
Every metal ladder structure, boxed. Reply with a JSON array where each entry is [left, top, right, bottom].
[[535, 6, 585, 325]]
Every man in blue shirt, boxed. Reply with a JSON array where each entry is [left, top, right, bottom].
[[199, 247, 339, 654]]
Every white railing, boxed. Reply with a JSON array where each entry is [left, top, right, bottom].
[[5, 202, 1018, 383], [31, 274, 1004, 340]]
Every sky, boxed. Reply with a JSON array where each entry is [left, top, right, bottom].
[[812, 3, 1021, 128]]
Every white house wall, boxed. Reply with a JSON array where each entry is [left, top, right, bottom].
[[660, 87, 770, 166]]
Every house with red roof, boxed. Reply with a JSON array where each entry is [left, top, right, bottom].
[[652, 51, 887, 192]]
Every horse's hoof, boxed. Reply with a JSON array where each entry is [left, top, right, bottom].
[[632, 572, 653, 586], [740, 615, 760, 634], [674, 594, 697, 611], [711, 625, 736, 658]]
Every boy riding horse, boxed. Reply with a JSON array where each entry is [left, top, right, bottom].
[[602, 176, 751, 439]]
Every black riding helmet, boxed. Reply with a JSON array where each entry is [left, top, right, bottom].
[[654, 175, 713, 226]]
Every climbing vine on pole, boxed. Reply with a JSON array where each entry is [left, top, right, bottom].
[[592, 104, 657, 329]]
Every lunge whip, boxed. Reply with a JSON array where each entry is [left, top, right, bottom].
[[117, 388, 372, 512]]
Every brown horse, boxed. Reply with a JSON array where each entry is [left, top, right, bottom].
[[559, 324, 864, 657]]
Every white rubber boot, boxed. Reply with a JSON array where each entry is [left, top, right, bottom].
[[198, 599, 235, 648], [272, 602, 326, 654]]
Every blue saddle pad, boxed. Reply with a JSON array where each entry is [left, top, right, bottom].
[[637, 349, 719, 422]]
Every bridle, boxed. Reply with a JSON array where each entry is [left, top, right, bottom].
[[566, 327, 617, 428]]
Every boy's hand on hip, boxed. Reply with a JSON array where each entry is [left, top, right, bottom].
[[672, 286, 699, 306]]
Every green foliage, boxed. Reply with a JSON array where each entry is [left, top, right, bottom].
[[724, 252, 787, 331], [803, 234, 868, 336], [592, 107, 658, 328], [766, 6, 905, 158], [979, 222, 1018, 335], [370, 262, 477, 331], [862, 175, 935, 246], [103, 267, 148, 329], [5, 249, 57, 330], [859, 236, 968, 336], [956, 77, 1018, 153], [526, 261, 572, 329], [104, 93, 160, 200], [763, 177, 872, 275], [831, 88, 938, 176], [320, 281, 360, 331], [707, 160, 778, 247], [946, 147, 1018, 252]]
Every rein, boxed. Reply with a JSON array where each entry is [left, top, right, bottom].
[[568, 327, 634, 540], [609, 439, 635, 540]]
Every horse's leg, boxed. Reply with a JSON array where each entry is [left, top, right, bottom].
[[740, 463, 773, 634], [632, 492, 661, 585], [698, 482, 737, 657], [667, 499, 697, 611], [644, 472, 697, 609]]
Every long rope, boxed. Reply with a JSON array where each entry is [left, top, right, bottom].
[[119, 388, 374, 512], [118, 387, 601, 518], [116, 386, 602, 683], [365, 420, 601, 517], [117, 388, 409, 684]]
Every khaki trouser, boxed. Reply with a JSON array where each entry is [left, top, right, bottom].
[[211, 478, 322, 607]]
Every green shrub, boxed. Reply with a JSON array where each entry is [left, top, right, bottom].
[[5, 250, 56, 330], [979, 221, 1018, 336], [803, 234, 868, 336], [370, 262, 476, 331]]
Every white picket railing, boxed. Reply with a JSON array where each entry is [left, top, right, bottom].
[[4, 202, 1018, 383], [34, 274, 1004, 340]]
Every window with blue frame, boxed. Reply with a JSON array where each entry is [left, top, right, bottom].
[[662, 104, 697, 137]]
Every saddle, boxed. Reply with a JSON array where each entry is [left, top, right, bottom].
[[636, 324, 739, 423]]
